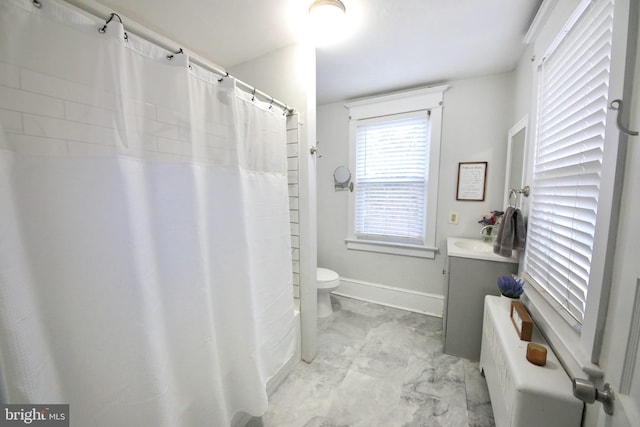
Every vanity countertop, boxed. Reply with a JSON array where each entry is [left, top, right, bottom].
[[447, 237, 518, 263]]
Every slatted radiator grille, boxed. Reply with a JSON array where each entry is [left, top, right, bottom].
[[479, 296, 582, 427]]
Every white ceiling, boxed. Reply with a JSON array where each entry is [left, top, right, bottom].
[[70, 0, 542, 105], [316, 0, 542, 104]]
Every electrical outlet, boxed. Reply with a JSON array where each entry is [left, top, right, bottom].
[[449, 211, 459, 224]]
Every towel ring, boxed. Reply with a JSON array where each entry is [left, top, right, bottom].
[[509, 186, 530, 208]]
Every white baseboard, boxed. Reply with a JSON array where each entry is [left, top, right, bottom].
[[333, 277, 444, 318]]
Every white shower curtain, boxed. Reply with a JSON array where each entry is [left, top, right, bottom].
[[0, 1, 295, 426]]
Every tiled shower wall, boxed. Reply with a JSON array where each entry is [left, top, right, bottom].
[[0, 57, 301, 305], [286, 114, 301, 308]]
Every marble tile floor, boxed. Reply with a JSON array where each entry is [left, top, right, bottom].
[[247, 295, 494, 427]]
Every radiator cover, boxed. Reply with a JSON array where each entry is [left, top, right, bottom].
[[479, 296, 583, 427]]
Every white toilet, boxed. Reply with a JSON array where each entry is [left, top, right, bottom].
[[316, 268, 340, 317]]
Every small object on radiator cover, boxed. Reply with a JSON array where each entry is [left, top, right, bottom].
[[510, 300, 533, 341], [480, 296, 582, 427], [526, 342, 547, 366]]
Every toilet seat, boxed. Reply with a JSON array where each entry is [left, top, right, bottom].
[[317, 268, 339, 290]]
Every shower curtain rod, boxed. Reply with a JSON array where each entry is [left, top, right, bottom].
[[58, 0, 295, 115]]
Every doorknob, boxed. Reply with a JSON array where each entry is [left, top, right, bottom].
[[572, 378, 615, 415]]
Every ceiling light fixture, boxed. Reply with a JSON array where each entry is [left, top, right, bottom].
[[308, 0, 348, 46], [309, 0, 346, 15]]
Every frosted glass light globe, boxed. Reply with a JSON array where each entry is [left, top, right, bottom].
[[308, 0, 348, 46]]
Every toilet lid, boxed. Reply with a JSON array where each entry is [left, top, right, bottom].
[[317, 267, 339, 282]]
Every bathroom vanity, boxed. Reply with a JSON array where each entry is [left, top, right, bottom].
[[444, 237, 518, 361]]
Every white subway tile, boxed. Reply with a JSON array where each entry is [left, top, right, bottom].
[[142, 135, 159, 152], [157, 137, 183, 155], [67, 141, 117, 156], [0, 109, 22, 133], [180, 142, 194, 157], [289, 197, 299, 210], [65, 101, 116, 128], [286, 114, 299, 131], [287, 170, 298, 184], [292, 260, 300, 274], [287, 157, 298, 171], [291, 248, 300, 261], [286, 128, 298, 144], [290, 235, 299, 248], [142, 118, 183, 141], [0, 86, 64, 118], [23, 114, 113, 145], [5, 133, 67, 156], [292, 285, 300, 298], [288, 184, 299, 197], [287, 143, 298, 157], [290, 222, 299, 236], [289, 209, 299, 224], [156, 106, 190, 126], [20, 69, 117, 110], [124, 99, 156, 120], [292, 273, 300, 286], [0, 62, 19, 88], [156, 107, 178, 125]]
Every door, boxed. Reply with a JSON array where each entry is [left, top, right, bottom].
[[594, 5, 640, 425]]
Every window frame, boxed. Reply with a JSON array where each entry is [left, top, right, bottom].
[[344, 86, 447, 259], [524, 0, 615, 326], [521, 0, 633, 377]]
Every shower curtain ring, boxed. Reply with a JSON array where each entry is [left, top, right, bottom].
[[33, 0, 42, 8], [167, 48, 183, 60], [269, 97, 274, 110], [251, 88, 256, 101], [98, 13, 123, 34]]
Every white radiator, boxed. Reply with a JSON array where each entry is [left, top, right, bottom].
[[479, 296, 583, 427]]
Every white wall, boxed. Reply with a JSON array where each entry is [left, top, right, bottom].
[[316, 72, 515, 313], [230, 44, 311, 120]]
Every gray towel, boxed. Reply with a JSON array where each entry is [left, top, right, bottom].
[[493, 207, 526, 257], [513, 208, 526, 250]]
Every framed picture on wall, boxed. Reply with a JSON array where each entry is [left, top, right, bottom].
[[456, 162, 487, 201]]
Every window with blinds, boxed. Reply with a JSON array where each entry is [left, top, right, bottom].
[[345, 85, 446, 258], [354, 113, 430, 245], [524, 0, 614, 323]]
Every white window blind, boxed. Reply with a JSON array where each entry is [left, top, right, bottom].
[[524, 0, 614, 323], [354, 113, 430, 245]]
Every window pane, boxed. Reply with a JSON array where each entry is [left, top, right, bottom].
[[355, 115, 430, 243]]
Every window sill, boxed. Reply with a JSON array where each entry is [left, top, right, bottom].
[[345, 238, 437, 259], [522, 283, 603, 379]]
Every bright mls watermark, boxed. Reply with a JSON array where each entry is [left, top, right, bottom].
[[1, 405, 68, 426]]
